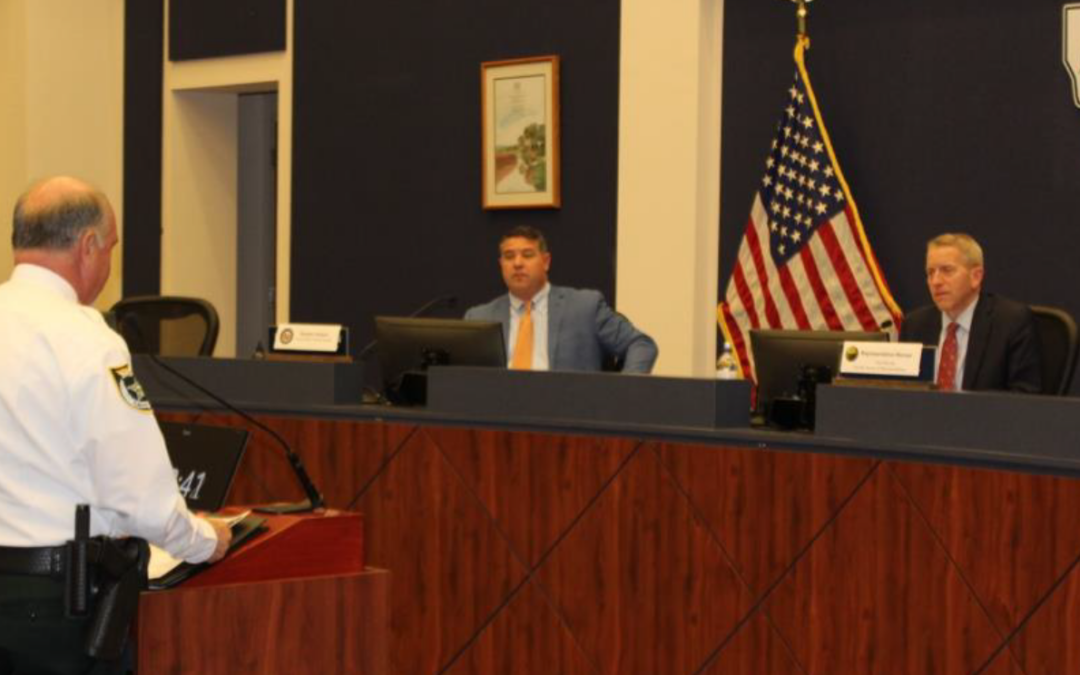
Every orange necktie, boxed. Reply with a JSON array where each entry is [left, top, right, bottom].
[[511, 301, 533, 370], [937, 322, 960, 391]]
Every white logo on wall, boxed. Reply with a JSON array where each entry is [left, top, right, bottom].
[[1065, 4, 1080, 107]]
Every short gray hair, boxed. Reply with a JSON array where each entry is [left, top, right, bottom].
[[928, 232, 984, 268], [12, 188, 106, 251]]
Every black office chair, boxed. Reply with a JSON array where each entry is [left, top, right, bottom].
[[109, 296, 220, 357], [1030, 305, 1079, 396]]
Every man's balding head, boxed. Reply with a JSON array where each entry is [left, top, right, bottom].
[[13, 176, 110, 251], [11, 177, 117, 305]]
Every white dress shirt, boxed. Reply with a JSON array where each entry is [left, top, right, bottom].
[[507, 283, 550, 370], [934, 296, 978, 391], [0, 264, 216, 562]]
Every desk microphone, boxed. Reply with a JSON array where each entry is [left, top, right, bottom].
[[880, 319, 895, 341], [354, 294, 459, 362], [121, 317, 327, 514]]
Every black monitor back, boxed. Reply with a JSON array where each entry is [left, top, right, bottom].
[[159, 421, 248, 512], [749, 329, 889, 417], [375, 317, 506, 403]]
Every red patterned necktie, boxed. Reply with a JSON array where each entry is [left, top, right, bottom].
[[937, 322, 960, 391]]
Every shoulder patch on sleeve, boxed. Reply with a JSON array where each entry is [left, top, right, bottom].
[[110, 364, 152, 411]]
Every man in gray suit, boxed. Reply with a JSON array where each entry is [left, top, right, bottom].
[[465, 226, 658, 374]]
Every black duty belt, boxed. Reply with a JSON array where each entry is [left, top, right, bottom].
[[0, 507, 150, 662], [0, 544, 67, 577]]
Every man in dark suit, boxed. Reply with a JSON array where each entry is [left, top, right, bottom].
[[899, 233, 1041, 393], [465, 226, 658, 374]]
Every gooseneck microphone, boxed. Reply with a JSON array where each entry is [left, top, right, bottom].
[[880, 319, 895, 341], [121, 312, 327, 513], [410, 294, 460, 318], [144, 351, 326, 513], [355, 294, 459, 362]]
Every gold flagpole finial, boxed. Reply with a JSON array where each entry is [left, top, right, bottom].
[[791, 0, 812, 39]]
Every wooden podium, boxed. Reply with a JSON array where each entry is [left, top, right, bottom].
[[135, 511, 388, 674]]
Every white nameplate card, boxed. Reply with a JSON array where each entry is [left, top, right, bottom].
[[273, 323, 343, 353], [839, 341, 923, 377]]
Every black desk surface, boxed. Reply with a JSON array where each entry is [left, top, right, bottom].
[[134, 357, 1080, 480]]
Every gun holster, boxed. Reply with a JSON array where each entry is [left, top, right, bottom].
[[63, 506, 151, 662]]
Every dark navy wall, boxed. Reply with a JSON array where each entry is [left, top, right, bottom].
[[169, 0, 286, 61], [720, 0, 1080, 392], [290, 0, 622, 352], [122, 0, 164, 296], [124, 1, 620, 353]]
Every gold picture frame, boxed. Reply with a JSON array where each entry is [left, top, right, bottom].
[[481, 55, 561, 209]]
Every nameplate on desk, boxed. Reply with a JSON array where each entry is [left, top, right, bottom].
[[839, 341, 922, 377], [273, 323, 343, 353]]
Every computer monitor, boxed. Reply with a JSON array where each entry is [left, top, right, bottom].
[[375, 317, 506, 404], [159, 421, 248, 512], [749, 329, 889, 419]]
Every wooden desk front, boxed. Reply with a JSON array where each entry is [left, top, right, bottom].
[[136, 511, 387, 674], [154, 404, 1080, 675]]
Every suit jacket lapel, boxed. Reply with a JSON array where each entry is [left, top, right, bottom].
[[495, 296, 511, 347], [547, 286, 565, 365], [963, 294, 992, 389], [923, 311, 943, 348]]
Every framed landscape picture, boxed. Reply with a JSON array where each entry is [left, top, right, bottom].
[[481, 55, 561, 209]]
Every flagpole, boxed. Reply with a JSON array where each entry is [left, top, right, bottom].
[[791, 0, 812, 41], [716, 0, 903, 377]]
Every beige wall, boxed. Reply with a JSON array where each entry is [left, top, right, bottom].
[[162, 0, 294, 357], [0, 0, 124, 309], [161, 91, 239, 354], [0, 0, 28, 277], [618, 0, 724, 376]]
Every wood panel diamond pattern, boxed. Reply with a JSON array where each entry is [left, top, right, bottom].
[[1010, 554, 1080, 675], [767, 467, 1004, 674], [150, 413, 1080, 674], [536, 445, 754, 675], [979, 651, 1028, 675], [889, 461, 1080, 636], [443, 581, 599, 675], [657, 441, 876, 594], [354, 428, 528, 675], [431, 426, 638, 567], [697, 611, 803, 675]]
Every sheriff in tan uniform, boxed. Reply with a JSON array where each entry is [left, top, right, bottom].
[[0, 177, 231, 675]]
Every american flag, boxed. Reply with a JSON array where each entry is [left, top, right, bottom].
[[717, 38, 901, 379]]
